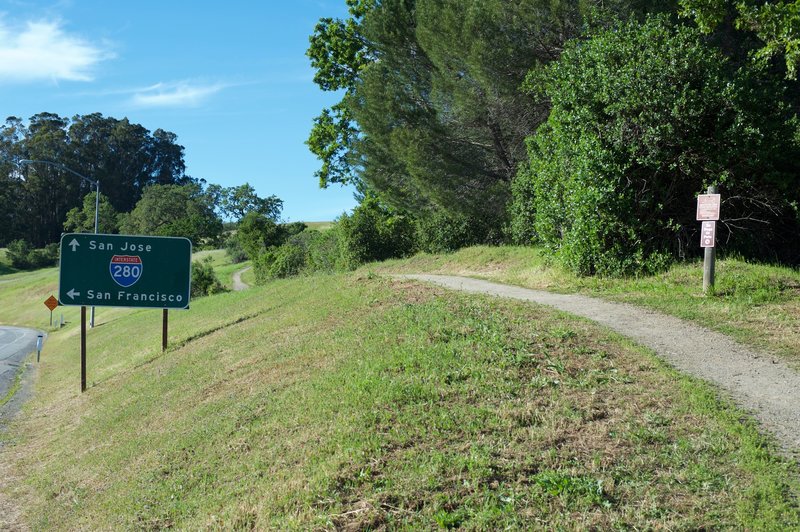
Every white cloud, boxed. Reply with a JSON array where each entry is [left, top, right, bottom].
[[130, 81, 225, 108], [0, 17, 109, 83]]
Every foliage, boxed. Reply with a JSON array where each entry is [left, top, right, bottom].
[[190, 256, 227, 297], [304, 228, 341, 272], [5, 239, 59, 270], [63, 192, 120, 234], [219, 183, 283, 222], [307, 1, 679, 230], [681, 0, 800, 77], [266, 240, 308, 279], [336, 196, 415, 270], [512, 16, 800, 276], [235, 212, 285, 260], [415, 208, 504, 254], [281, 221, 308, 239], [120, 183, 223, 246], [251, 228, 341, 283], [224, 233, 248, 264], [0, 113, 190, 247]]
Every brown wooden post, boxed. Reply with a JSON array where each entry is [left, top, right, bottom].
[[703, 185, 719, 294], [162, 309, 168, 352], [81, 306, 87, 393]]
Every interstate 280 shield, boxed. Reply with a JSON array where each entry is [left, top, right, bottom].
[[109, 255, 143, 287]]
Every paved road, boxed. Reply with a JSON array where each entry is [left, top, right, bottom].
[[0, 326, 40, 401], [397, 274, 800, 455]]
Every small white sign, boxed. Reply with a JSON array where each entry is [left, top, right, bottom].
[[700, 220, 716, 248]]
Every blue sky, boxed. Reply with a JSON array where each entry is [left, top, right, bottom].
[[0, 0, 357, 222]]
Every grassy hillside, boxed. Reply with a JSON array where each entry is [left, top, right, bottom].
[[373, 246, 800, 366], [2, 261, 799, 528], [0, 248, 18, 276], [304, 221, 334, 231]]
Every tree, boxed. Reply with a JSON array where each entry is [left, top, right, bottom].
[[235, 211, 285, 259], [220, 183, 283, 222], [511, 15, 800, 275], [308, 0, 679, 234], [120, 184, 223, 245], [63, 192, 120, 234], [2, 112, 192, 246], [0, 117, 26, 246], [680, 0, 800, 77]]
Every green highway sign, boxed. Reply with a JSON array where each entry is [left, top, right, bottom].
[[59, 233, 192, 309]]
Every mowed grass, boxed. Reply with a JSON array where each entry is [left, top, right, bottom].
[[192, 249, 250, 290], [0, 248, 18, 276], [1, 270, 799, 528], [373, 246, 800, 366]]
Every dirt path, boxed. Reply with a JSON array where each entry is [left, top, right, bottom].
[[232, 266, 252, 291], [397, 274, 800, 454]]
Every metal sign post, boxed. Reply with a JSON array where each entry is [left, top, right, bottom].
[[81, 307, 87, 393], [44, 295, 58, 326], [36, 334, 43, 363], [162, 309, 168, 352]]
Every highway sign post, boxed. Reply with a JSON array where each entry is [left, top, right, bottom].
[[59, 233, 192, 391]]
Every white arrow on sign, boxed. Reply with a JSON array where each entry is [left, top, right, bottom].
[[69, 238, 80, 252], [67, 288, 81, 299]]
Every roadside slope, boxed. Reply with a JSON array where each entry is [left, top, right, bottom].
[[398, 274, 800, 454], [1, 273, 799, 528], [373, 246, 800, 365]]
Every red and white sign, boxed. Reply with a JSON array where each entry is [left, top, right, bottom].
[[697, 194, 721, 221], [700, 220, 716, 248]]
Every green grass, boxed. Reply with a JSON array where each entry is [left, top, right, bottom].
[[304, 221, 334, 231], [192, 248, 250, 290], [1, 267, 799, 528], [240, 265, 255, 286], [373, 246, 800, 366], [0, 248, 19, 276]]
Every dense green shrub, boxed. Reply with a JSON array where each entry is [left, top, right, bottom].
[[415, 208, 505, 254], [6, 240, 59, 270], [337, 197, 415, 270], [512, 16, 800, 276], [236, 212, 284, 260], [267, 241, 307, 278], [251, 229, 342, 284], [190, 257, 227, 297], [305, 229, 340, 272], [223, 233, 248, 264]]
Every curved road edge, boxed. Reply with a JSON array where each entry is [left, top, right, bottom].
[[0, 326, 42, 412]]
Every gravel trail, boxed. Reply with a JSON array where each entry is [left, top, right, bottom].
[[396, 274, 800, 454], [232, 266, 252, 291]]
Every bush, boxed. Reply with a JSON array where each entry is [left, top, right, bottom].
[[415, 208, 504, 254], [224, 233, 248, 264], [191, 257, 227, 297], [305, 229, 340, 273], [511, 16, 800, 276], [337, 197, 415, 270], [6, 240, 59, 270], [267, 241, 307, 278]]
